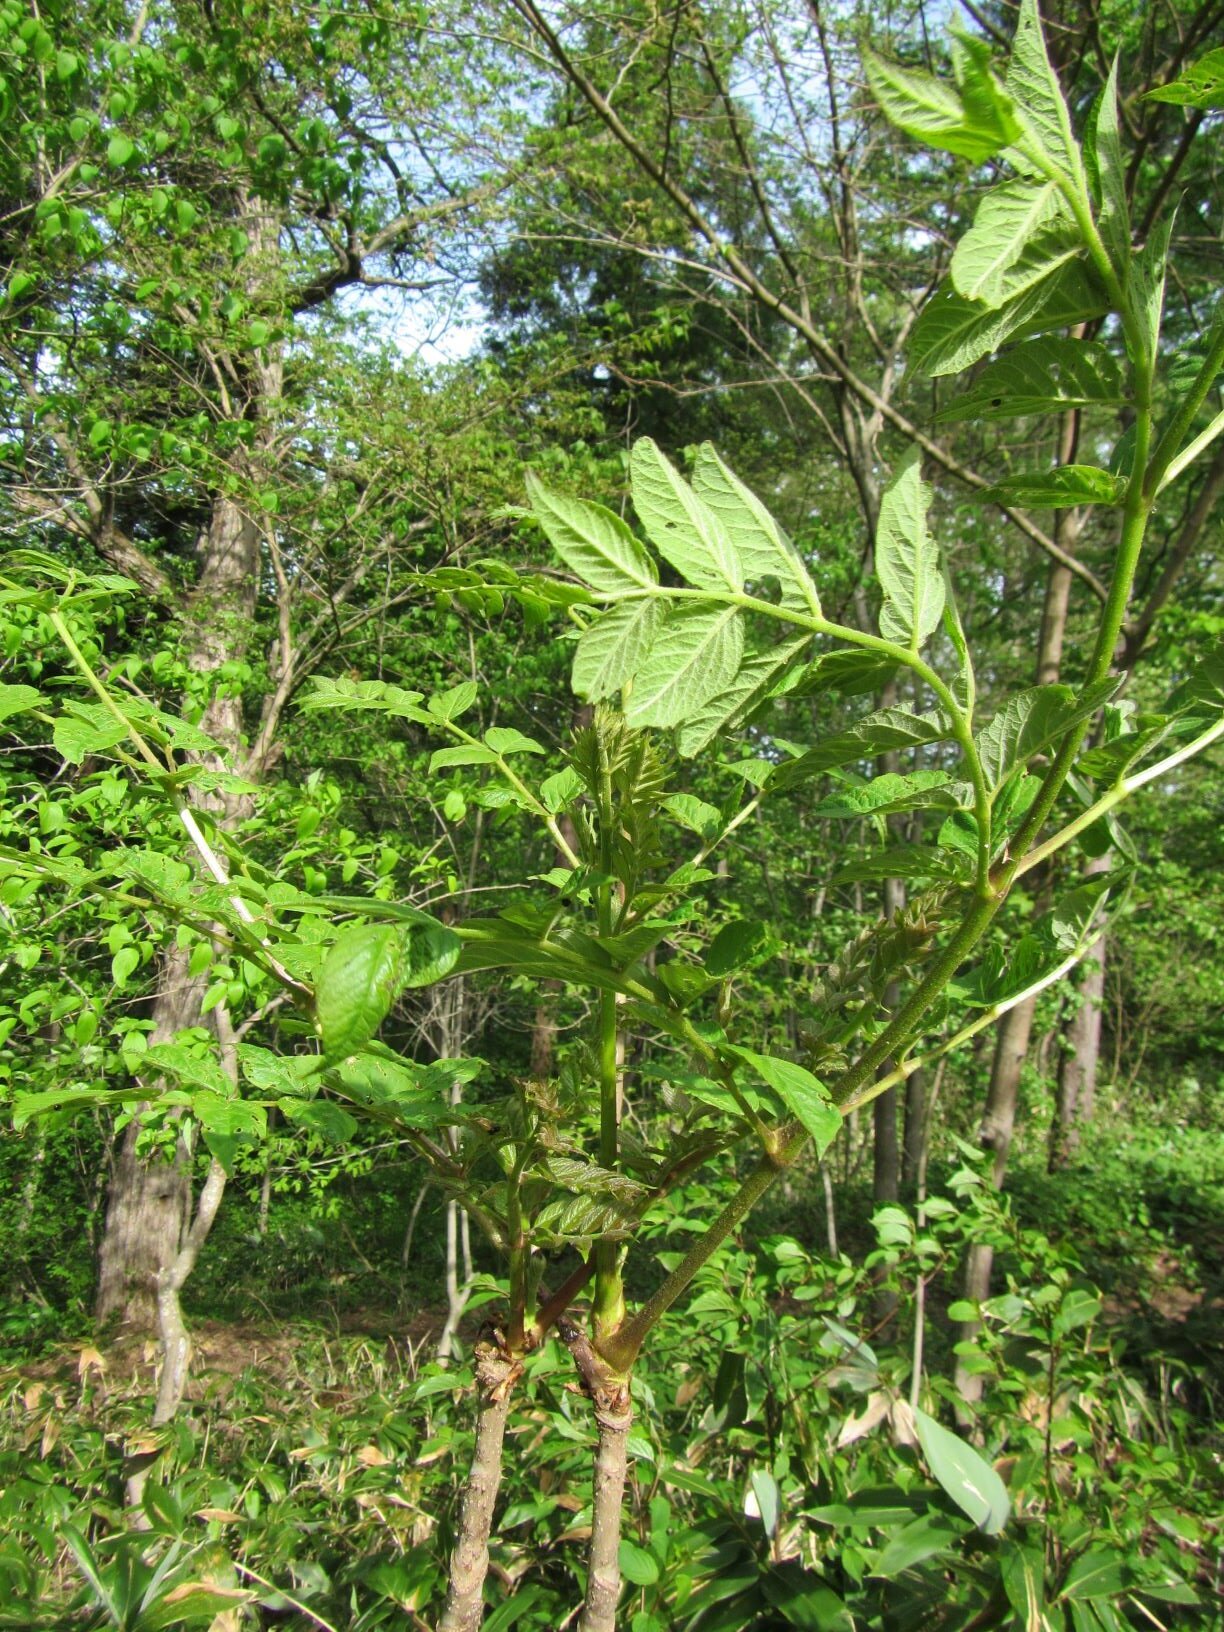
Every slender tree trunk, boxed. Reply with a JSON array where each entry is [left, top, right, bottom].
[[955, 429, 1082, 1413], [1049, 851, 1109, 1169], [95, 203, 283, 1332], [954, 997, 1036, 1421], [901, 1068, 925, 1192], [559, 1318, 633, 1632], [820, 1161, 838, 1258], [437, 1333, 520, 1632]]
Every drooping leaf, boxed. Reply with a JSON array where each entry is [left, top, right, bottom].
[[811, 770, 969, 819], [279, 1098, 359, 1142], [748, 1468, 781, 1539], [831, 844, 968, 887], [934, 338, 1123, 423], [572, 598, 662, 701], [630, 438, 741, 591], [951, 182, 1073, 307], [795, 648, 899, 698], [690, 444, 818, 611], [911, 1405, 1010, 1534], [316, 924, 408, 1058], [722, 1044, 840, 1152], [911, 261, 1107, 377], [625, 603, 744, 729], [975, 679, 1120, 786], [1144, 46, 1224, 108], [875, 451, 944, 650], [865, 51, 1014, 160], [979, 465, 1126, 509], [772, 708, 951, 791], [526, 472, 657, 596]]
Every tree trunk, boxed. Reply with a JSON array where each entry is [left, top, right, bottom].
[[559, 1318, 633, 1632], [901, 1067, 925, 1192], [954, 996, 1036, 1420], [438, 1333, 520, 1632], [1049, 893, 1108, 1170], [95, 203, 282, 1332]]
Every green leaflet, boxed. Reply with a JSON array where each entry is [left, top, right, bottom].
[[864, 50, 1013, 161], [572, 597, 661, 702], [811, 769, 969, 819], [429, 744, 498, 772], [629, 438, 742, 592], [278, 1098, 358, 1143], [624, 602, 744, 729], [1006, 0, 1081, 181], [911, 1405, 1010, 1534], [1144, 46, 1224, 108], [771, 708, 951, 792], [674, 635, 809, 757], [663, 792, 721, 837], [951, 181, 1073, 307], [705, 919, 771, 976], [876, 450, 944, 650], [0, 683, 44, 723], [690, 444, 818, 611], [935, 337, 1123, 422], [299, 676, 429, 721], [1091, 59, 1130, 272], [484, 727, 545, 755], [52, 711, 129, 764], [975, 679, 1120, 786], [911, 261, 1107, 377], [722, 1044, 840, 1153], [315, 923, 409, 1059], [143, 1041, 235, 1097], [979, 465, 1126, 509], [1131, 215, 1173, 371], [526, 471, 656, 596]]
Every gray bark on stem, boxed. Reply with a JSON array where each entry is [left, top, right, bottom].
[[558, 1317, 633, 1632], [438, 1332, 520, 1632]]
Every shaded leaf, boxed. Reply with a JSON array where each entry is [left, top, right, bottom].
[[911, 261, 1106, 377], [980, 465, 1126, 509], [316, 924, 408, 1058], [723, 1044, 840, 1152], [911, 1405, 1009, 1533], [934, 338, 1123, 423], [772, 708, 951, 791]]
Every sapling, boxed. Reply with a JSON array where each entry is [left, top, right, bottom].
[[4, 5, 1224, 1627]]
